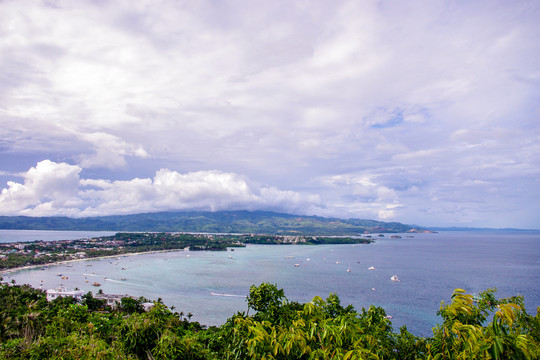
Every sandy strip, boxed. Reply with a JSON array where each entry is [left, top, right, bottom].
[[0, 248, 187, 275]]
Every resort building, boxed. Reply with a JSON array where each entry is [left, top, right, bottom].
[[46, 287, 85, 302], [94, 293, 131, 309], [45, 287, 154, 312]]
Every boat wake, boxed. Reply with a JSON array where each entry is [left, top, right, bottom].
[[104, 278, 124, 283], [210, 292, 246, 298], [82, 273, 100, 277]]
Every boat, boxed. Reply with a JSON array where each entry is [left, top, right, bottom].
[[368, 266, 376, 270], [92, 282, 101, 286], [347, 267, 351, 272], [120, 278, 127, 281], [294, 264, 300, 267], [371, 288, 376, 291], [336, 261, 340, 264], [390, 275, 400, 282]]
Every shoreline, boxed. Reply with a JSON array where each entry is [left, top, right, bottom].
[[0, 248, 187, 276]]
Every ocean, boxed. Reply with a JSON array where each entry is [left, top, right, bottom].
[[2, 230, 539, 337], [0, 230, 117, 243]]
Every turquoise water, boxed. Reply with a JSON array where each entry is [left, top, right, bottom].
[[0, 230, 117, 243], [3, 231, 539, 336]]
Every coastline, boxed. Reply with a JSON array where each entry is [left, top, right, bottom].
[[0, 248, 186, 276]]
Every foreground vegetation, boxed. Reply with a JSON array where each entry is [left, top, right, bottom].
[[0, 282, 538, 359]]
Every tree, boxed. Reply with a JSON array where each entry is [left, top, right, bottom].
[[246, 282, 286, 317], [120, 297, 144, 314], [81, 291, 106, 311]]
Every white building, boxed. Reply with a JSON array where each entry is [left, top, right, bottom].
[[46, 287, 85, 302], [94, 293, 130, 309]]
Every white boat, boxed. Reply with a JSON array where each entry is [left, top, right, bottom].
[[390, 275, 400, 282], [347, 268, 351, 272], [368, 266, 376, 270]]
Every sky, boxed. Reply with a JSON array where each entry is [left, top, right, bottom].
[[0, 0, 539, 229]]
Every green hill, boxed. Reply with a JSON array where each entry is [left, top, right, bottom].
[[0, 210, 416, 235]]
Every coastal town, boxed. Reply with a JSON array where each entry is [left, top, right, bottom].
[[0, 232, 373, 271], [0, 232, 240, 270]]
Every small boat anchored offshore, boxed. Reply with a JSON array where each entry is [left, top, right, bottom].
[[368, 266, 376, 270], [390, 275, 400, 282]]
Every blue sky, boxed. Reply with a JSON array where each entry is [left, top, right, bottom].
[[0, 0, 539, 228]]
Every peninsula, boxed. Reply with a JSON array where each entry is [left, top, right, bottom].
[[0, 232, 372, 271]]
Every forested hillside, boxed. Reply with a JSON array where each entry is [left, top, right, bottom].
[[0, 210, 416, 235]]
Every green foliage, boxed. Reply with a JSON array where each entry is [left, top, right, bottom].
[[120, 297, 144, 314], [81, 291, 107, 311], [428, 288, 539, 359], [247, 283, 286, 315], [0, 210, 415, 235], [0, 283, 538, 359]]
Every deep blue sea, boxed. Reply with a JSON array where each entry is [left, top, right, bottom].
[[2, 230, 539, 337]]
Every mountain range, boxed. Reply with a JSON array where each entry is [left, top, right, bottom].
[[0, 210, 419, 235]]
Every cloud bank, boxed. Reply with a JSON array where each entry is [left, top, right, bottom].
[[0, 161, 321, 217], [0, 0, 539, 228]]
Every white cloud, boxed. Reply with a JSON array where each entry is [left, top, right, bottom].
[[0, 0, 539, 227], [0, 160, 82, 216], [0, 161, 321, 217], [76, 131, 149, 168]]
